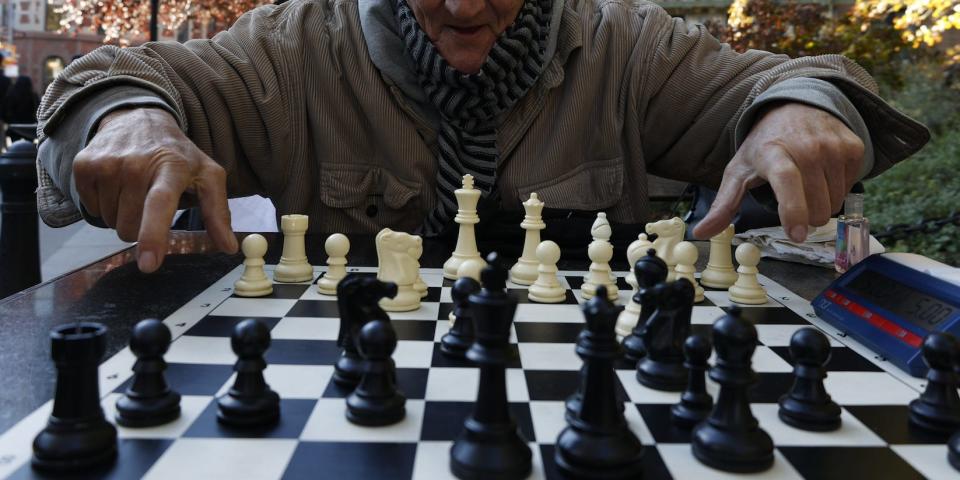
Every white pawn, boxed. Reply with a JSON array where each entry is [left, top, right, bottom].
[[581, 213, 618, 301], [701, 224, 738, 289], [317, 234, 349, 295], [448, 258, 485, 326], [616, 233, 653, 337], [673, 241, 705, 303], [509, 193, 546, 285], [274, 214, 313, 283], [234, 234, 273, 297], [528, 241, 566, 304], [728, 243, 767, 305]]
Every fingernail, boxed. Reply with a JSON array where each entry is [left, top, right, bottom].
[[789, 225, 808, 243], [139, 251, 157, 272]]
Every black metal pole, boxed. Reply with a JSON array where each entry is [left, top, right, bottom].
[[150, 0, 159, 42], [0, 140, 41, 299]]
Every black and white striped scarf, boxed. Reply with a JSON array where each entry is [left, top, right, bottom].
[[395, 0, 552, 236]]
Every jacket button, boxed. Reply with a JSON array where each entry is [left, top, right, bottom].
[[365, 205, 378, 217]]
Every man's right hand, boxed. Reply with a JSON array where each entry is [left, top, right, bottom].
[[74, 107, 238, 273]]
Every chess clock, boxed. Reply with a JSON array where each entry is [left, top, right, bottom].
[[813, 253, 960, 378]]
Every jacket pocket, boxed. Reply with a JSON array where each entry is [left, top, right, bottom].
[[319, 164, 422, 233], [516, 158, 624, 211]]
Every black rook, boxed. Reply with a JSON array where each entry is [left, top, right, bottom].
[[32, 323, 117, 472]]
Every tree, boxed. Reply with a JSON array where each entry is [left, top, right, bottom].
[[56, 0, 272, 45]]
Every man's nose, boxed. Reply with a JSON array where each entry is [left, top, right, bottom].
[[446, 0, 485, 19]]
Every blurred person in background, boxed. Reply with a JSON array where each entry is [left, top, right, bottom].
[[3, 76, 40, 143]]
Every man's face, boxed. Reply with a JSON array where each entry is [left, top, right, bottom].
[[407, 0, 525, 74]]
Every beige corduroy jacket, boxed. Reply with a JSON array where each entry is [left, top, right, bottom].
[[35, 0, 929, 233]]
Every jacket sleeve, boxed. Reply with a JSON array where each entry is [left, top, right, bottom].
[[35, 1, 300, 227], [633, 3, 929, 189]]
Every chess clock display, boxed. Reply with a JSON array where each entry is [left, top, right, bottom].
[[814, 253, 960, 377]]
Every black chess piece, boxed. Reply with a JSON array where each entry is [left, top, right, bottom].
[[441, 276, 481, 358], [566, 308, 626, 422], [622, 249, 669, 362], [450, 252, 531, 480], [32, 323, 118, 472], [346, 318, 407, 426], [671, 333, 713, 428], [778, 327, 841, 431], [949, 430, 960, 472], [217, 318, 281, 427], [908, 332, 960, 435], [691, 306, 774, 473], [555, 286, 644, 479], [636, 278, 694, 391], [115, 319, 182, 427], [333, 274, 398, 387]]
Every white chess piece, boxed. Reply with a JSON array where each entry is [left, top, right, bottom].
[[234, 234, 273, 297], [616, 233, 653, 337], [673, 241, 705, 303], [413, 238, 429, 299], [728, 242, 767, 305], [375, 228, 422, 311], [448, 258, 485, 326], [701, 224, 738, 289], [528, 240, 566, 303], [645, 217, 685, 282], [316, 233, 349, 295], [273, 214, 313, 283], [581, 213, 618, 301], [443, 174, 486, 279], [509, 193, 545, 285]]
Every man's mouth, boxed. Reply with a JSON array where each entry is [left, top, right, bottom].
[[451, 25, 485, 35]]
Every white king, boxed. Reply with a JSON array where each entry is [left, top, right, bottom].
[[443, 174, 486, 279]]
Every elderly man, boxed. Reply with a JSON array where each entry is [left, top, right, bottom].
[[36, 0, 928, 273]]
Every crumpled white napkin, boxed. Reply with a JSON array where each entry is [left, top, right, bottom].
[[732, 219, 885, 268]]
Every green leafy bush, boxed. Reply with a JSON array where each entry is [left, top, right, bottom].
[[865, 66, 960, 266]]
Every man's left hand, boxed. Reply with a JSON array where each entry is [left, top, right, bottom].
[[692, 102, 865, 243]]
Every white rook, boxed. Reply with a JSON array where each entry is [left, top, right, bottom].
[[274, 214, 313, 283]]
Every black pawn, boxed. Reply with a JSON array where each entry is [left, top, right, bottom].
[[671, 333, 714, 428], [441, 276, 481, 357], [217, 319, 280, 427], [636, 278, 694, 391], [555, 286, 644, 479], [691, 307, 774, 473], [333, 274, 398, 387], [908, 332, 960, 435], [778, 328, 841, 431], [346, 319, 406, 425], [450, 252, 531, 480], [32, 323, 117, 472], [115, 319, 181, 427], [622, 249, 669, 362]]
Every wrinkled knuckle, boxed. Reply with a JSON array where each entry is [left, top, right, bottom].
[[147, 185, 179, 206], [768, 161, 801, 183]]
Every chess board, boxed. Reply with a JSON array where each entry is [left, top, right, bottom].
[[0, 265, 955, 480]]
